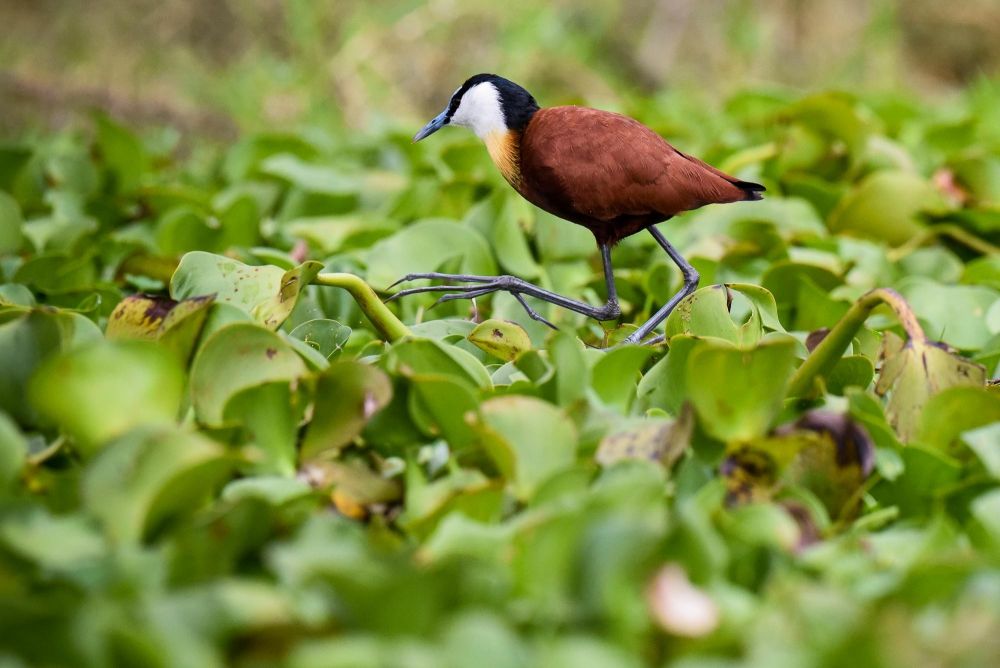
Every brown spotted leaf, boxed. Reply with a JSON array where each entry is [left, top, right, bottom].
[[596, 405, 693, 468], [876, 332, 986, 442], [106, 294, 214, 364], [170, 251, 322, 330], [468, 319, 532, 362]]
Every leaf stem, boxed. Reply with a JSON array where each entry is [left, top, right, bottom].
[[787, 288, 924, 398], [313, 273, 411, 342], [886, 223, 1000, 261]]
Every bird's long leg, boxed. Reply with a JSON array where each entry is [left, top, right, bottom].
[[387, 244, 622, 327], [622, 225, 700, 345]]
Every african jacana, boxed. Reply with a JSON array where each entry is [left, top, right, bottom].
[[390, 73, 765, 345]]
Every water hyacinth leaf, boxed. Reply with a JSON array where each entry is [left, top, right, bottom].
[[106, 293, 214, 364], [94, 114, 148, 193], [492, 195, 541, 279], [0, 508, 107, 576], [190, 323, 307, 426], [916, 386, 1000, 452], [0, 411, 27, 490], [407, 375, 481, 452], [875, 333, 987, 443], [474, 396, 577, 500], [301, 361, 392, 461], [170, 251, 322, 329], [663, 285, 740, 343], [596, 406, 693, 468], [260, 154, 360, 195], [721, 503, 801, 552], [970, 489, 1000, 556], [828, 171, 949, 246], [0, 191, 23, 254], [962, 422, 1000, 479], [365, 219, 496, 290], [224, 382, 301, 476], [775, 411, 875, 520], [82, 426, 230, 543], [548, 330, 590, 406], [686, 337, 798, 443], [825, 355, 875, 395], [29, 340, 185, 456], [468, 319, 532, 362], [289, 319, 352, 360], [636, 335, 702, 416], [386, 337, 491, 390], [0, 283, 35, 307], [591, 345, 656, 412], [896, 277, 999, 350], [760, 262, 842, 329], [221, 476, 315, 506], [0, 309, 100, 424]]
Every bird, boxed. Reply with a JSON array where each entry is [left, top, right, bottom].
[[389, 73, 765, 345]]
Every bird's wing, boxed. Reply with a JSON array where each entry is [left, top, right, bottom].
[[519, 106, 753, 222]]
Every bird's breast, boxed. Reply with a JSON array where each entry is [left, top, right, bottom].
[[483, 129, 522, 187]]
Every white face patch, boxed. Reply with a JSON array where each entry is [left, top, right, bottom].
[[450, 83, 507, 139]]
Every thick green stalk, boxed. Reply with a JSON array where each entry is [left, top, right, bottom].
[[786, 288, 924, 398], [313, 273, 411, 342]]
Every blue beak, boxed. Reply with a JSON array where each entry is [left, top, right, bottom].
[[413, 109, 449, 142]]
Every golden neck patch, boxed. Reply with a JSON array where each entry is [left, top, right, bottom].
[[484, 130, 522, 187]]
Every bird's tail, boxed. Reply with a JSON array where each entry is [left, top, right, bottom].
[[734, 180, 766, 201]]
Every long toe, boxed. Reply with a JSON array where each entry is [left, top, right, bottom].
[[388, 273, 496, 289], [387, 283, 496, 301]]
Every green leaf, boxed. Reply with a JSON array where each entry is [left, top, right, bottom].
[[0, 191, 23, 254], [0, 411, 27, 490], [190, 322, 307, 426], [224, 382, 302, 476], [29, 340, 185, 456], [492, 195, 541, 279], [962, 422, 1000, 478], [365, 219, 495, 290], [386, 337, 491, 390], [637, 335, 702, 415], [170, 251, 322, 330], [289, 319, 352, 359], [686, 337, 798, 442], [916, 386, 1000, 451], [468, 319, 532, 362], [82, 426, 230, 542], [301, 361, 392, 461], [828, 171, 949, 246], [473, 396, 577, 500], [0, 309, 102, 425], [896, 277, 999, 350], [0, 508, 106, 575], [407, 374, 481, 452], [591, 345, 655, 412], [95, 114, 149, 193], [664, 285, 740, 343]]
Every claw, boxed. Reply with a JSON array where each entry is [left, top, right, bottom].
[[432, 287, 495, 308], [513, 293, 558, 330]]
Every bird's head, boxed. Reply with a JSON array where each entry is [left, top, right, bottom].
[[413, 74, 539, 142]]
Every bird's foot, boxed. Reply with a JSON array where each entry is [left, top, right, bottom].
[[386, 273, 558, 330]]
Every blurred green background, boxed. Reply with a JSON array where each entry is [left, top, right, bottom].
[[3, 0, 1000, 137]]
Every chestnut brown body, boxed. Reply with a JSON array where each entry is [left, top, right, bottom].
[[507, 107, 763, 245]]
